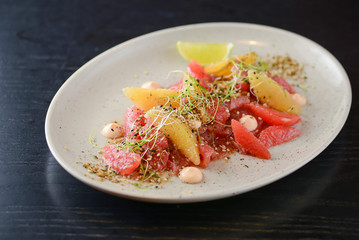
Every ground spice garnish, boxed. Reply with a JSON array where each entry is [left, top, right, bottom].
[[267, 55, 307, 82], [79, 160, 169, 187]]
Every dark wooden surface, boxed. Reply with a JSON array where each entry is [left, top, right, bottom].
[[1, 0, 358, 239]]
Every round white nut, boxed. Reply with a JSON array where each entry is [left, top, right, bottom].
[[179, 167, 204, 184], [141, 81, 163, 89], [101, 123, 123, 139], [292, 93, 306, 106], [239, 114, 258, 132]]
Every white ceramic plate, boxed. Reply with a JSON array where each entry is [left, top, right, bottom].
[[45, 23, 351, 203]]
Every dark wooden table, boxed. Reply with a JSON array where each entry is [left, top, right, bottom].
[[1, 0, 358, 239]]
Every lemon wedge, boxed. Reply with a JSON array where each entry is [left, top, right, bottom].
[[176, 41, 234, 65]]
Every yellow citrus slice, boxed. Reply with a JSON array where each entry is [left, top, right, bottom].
[[205, 52, 258, 77], [176, 41, 234, 65]]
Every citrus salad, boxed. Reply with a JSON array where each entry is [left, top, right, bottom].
[[94, 42, 306, 185]]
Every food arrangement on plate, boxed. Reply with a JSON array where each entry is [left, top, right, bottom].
[[44, 23, 351, 202], [83, 41, 307, 187]]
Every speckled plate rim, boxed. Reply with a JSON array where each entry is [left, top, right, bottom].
[[45, 22, 352, 203]]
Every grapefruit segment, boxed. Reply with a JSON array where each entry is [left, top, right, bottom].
[[246, 103, 301, 126], [124, 105, 146, 135], [186, 60, 213, 91], [187, 60, 206, 80], [259, 126, 301, 148], [102, 145, 142, 175], [231, 119, 271, 159]]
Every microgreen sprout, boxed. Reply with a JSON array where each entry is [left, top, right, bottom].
[[132, 161, 158, 189], [89, 131, 98, 148], [174, 73, 215, 125], [256, 58, 269, 72], [299, 85, 308, 92], [233, 56, 268, 74], [116, 119, 164, 154]]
